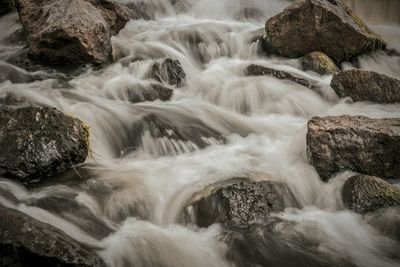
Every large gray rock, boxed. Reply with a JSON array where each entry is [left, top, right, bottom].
[[246, 64, 312, 88], [307, 116, 400, 181], [300, 51, 339, 75], [184, 178, 300, 227], [265, 0, 386, 62], [0, 206, 105, 267], [342, 174, 400, 213], [0, 106, 90, 184], [331, 69, 400, 103], [15, 0, 112, 66]]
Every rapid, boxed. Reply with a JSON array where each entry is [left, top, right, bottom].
[[0, 0, 400, 266]]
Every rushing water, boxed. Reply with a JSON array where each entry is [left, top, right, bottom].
[[0, 0, 400, 266]]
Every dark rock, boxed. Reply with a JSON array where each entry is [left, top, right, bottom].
[[331, 69, 400, 103], [85, 0, 130, 35], [0, 61, 52, 83], [0, 0, 14, 16], [0, 106, 90, 184], [265, 0, 386, 62], [1, 28, 26, 46], [0, 205, 106, 267], [342, 174, 400, 214], [301, 51, 339, 75], [246, 64, 312, 88], [224, 218, 356, 267], [15, 0, 112, 66], [307, 116, 400, 181], [184, 178, 300, 227], [148, 58, 186, 87]]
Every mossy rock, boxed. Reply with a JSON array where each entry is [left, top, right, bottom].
[[301, 51, 339, 75], [342, 174, 400, 214]]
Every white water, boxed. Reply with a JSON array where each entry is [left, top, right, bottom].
[[0, 0, 400, 266]]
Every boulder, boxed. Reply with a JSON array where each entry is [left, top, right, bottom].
[[0, 205, 105, 267], [246, 64, 312, 88], [300, 51, 339, 75], [15, 0, 112, 66], [342, 175, 400, 213], [331, 69, 400, 103], [148, 58, 186, 87], [307, 116, 400, 181], [184, 178, 300, 227], [0, 106, 90, 184], [264, 0, 386, 62], [0, 0, 15, 16], [85, 0, 130, 35]]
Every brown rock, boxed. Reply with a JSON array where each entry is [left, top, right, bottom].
[[265, 0, 386, 62], [15, 0, 112, 66], [307, 116, 400, 181], [301, 51, 339, 75], [331, 69, 400, 104]]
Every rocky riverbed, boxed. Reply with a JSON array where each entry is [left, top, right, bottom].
[[0, 0, 399, 266]]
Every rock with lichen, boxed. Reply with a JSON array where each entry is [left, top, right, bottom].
[[342, 174, 400, 213]]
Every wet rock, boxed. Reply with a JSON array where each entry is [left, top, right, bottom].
[[0, 61, 52, 83], [264, 0, 386, 62], [331, 69, 400, 103], [15, 0, 112, 66], [224, 218, 356, 267], [1, 28, 26, 46], [246, 64, 312, 88], [0, 205, 106, 267], [0, 0, 14, 16], [307, 116, 400, 181], [300, 51, 339, 75], [184, 178, 300, 227], [342, 175, 400, 214], [0, 106, 90, 184], [85, 0, 130, 35], [148, 58, 186, 87]]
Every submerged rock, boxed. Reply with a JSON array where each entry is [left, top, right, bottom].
[[224, 218, 356, 267], [264, 0, 386, 62], [307, 116, 400, 181], [184, 178, 300, 227], [342, 175, 400, 214], [0, 106, 90, 184], [125, 2, 155, 20], [128, 113, 223, 156], [148, 58, 186, 87], [331, 69, 400, 103], [0, 205, 106, 267], [300, 52, 339, 75], [126, 83, 173, 103], [246, 64, 312, 88], [365, 206, 400, 241]]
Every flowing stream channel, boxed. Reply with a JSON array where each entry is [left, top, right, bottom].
[[0, 0, 400, 266]]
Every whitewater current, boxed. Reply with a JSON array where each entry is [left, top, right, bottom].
[[0, 0, 400, 266]]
